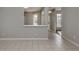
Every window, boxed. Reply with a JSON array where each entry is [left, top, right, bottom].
[[33, 14, 38, 25], [57, 14, 62, 27]]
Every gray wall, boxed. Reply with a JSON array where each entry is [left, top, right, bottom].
[[62, 7, 79, 44], [0, 7, 48, 38], [24, 12, 33, 25], [41, 7, 49, 25], [41, 9, 44, 25], [48, 10, 57, 32]]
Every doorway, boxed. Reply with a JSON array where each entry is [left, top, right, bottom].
[[56, 10, 62, 36], [48, 8, 62, 39]]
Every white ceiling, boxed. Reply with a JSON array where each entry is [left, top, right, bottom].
[[24, 7, 42, 12]]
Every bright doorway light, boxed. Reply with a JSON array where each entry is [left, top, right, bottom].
[[33, 14, 38, 25], [24, 7, 29, 9], [49, 11, 52, 13]]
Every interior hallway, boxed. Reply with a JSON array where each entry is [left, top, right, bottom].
[[0, 32, 79, 51]]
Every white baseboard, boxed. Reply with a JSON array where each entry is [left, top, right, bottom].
[[0, 38, 48, 40], [62, 35, 79, 48]]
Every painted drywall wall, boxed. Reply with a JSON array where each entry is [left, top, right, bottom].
[[24, 12, 34, 25], [41, 9, 44, 25], [0, 7, 48, 38], [62, 7, 79, 44], [49, 10, 57, 32], [41, 7, 49, 25]]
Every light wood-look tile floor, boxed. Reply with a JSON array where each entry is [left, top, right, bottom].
[[0, 33, 79, 51]]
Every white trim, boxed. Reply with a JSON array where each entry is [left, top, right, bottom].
[[62, 35, 79, 48], [0, 38, 48, 40], [24, 25, 48, 27]]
